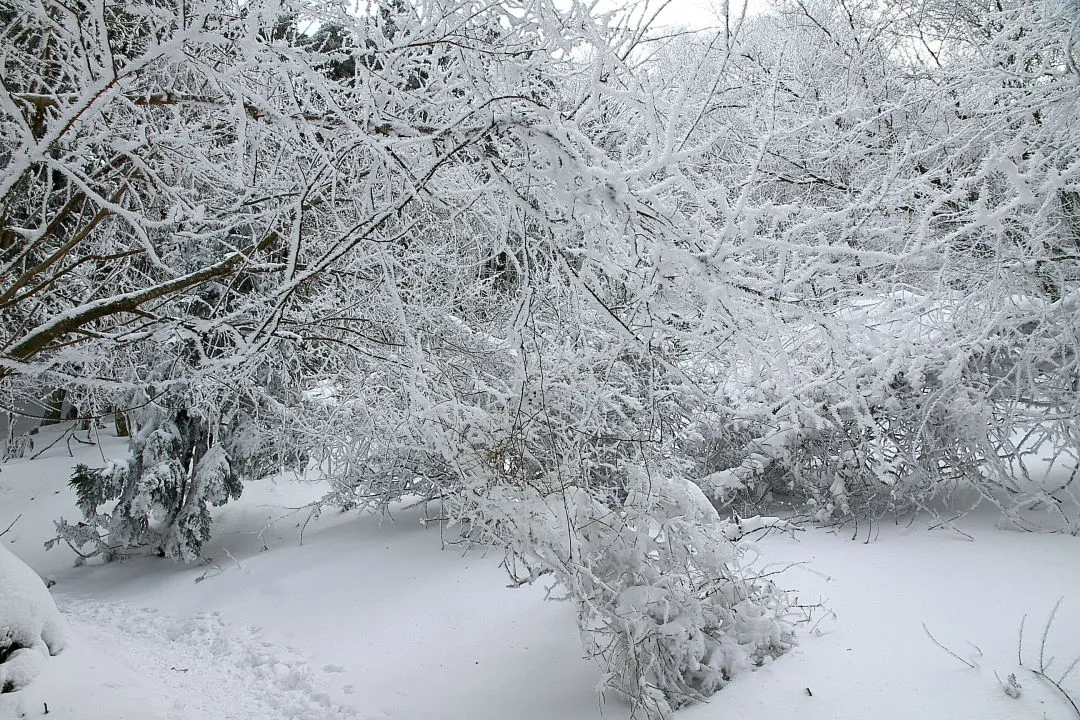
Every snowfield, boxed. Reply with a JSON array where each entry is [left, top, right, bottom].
[[2, 424, 1078, 720]]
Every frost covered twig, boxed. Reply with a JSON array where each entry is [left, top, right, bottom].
[[1017, 599, 1080, 718], [922, 623, 977, 669], [722, 515, 798, 541]]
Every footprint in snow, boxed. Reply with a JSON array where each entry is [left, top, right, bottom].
[[57, 598, 356, 720]]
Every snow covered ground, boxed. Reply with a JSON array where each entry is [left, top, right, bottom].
[[2, 424, 1078, 720]]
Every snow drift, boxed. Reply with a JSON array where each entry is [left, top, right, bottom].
[[0, 544, 65, 693]]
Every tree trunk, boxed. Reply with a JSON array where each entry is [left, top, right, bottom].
[[114, 411, 130, 438]]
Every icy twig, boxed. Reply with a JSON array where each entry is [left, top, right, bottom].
[[223, 547, 243, 572], [922, 623, 977, 669], [0, 513, 21, 538], [30, 425, 74, 460], [1016, 599, 1080, 718]]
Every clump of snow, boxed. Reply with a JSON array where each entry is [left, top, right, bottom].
[[0, 544, 66, 693]]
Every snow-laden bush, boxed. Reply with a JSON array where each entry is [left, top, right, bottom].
[[303, 305, 795, 717], [694, 289, 1080, 529], [0, 545, 65, 693], [478, 480, 793, 718], [51, 391, 304, 562], [404, 424, 794, 719], [668, 0, 1080, 532], [52, 407, 241, 562]]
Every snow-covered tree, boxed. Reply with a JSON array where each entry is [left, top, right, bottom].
[[658, 0, 1080, 527], [7, 0, 1076, 712], [3, 0, 798, 710]]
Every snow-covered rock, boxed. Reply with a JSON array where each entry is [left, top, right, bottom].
[[0, 544, 66, 693]]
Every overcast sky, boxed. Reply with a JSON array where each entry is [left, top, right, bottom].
[[627, 0, 770, 30]]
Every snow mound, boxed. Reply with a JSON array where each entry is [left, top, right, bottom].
[[0, 544, 66, 693]]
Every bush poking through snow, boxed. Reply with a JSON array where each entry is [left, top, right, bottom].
[[464, 478, 794, 719], [304, 316, 797, 716], [0, 545, 65, 693], [51, 399, 304, 563], [51, 408, 243, 562], [570, 486, 794, 717]]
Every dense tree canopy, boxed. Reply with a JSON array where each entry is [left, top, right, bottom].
[[1, 0, 1077, 715]]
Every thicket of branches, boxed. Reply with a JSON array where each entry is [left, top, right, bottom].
[[1, 0, 1077, 715]]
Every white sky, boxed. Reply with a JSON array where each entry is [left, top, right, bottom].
[[644, 0, 771, 29]]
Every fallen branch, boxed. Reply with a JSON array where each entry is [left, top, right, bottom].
[[0, 513, 22, 538]]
